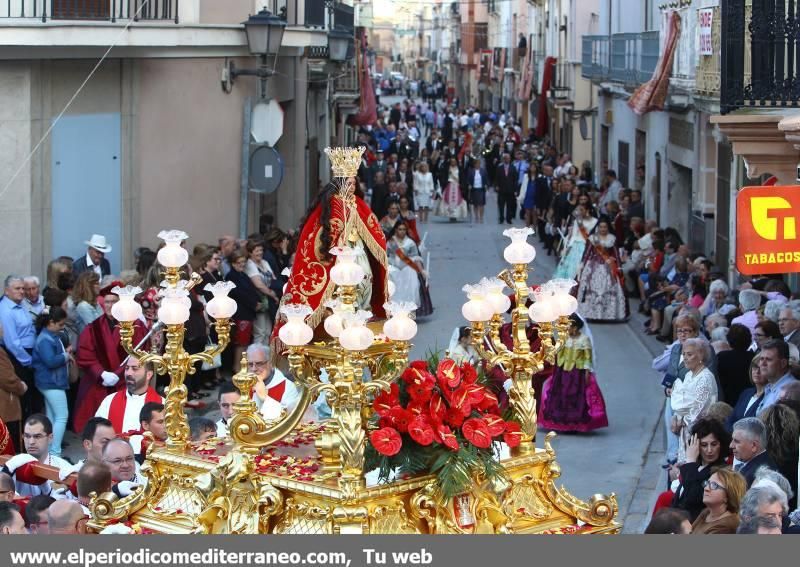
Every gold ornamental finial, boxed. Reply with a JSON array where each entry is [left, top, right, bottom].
[[325, 146, 365, 179]]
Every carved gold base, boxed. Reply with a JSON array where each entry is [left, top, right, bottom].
[[87, 433, 620, 535]]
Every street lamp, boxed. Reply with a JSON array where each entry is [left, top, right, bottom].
[[225, 9, 287, 94], [328, 27, 351, 62]]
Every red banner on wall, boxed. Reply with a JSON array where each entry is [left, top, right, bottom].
[[736, 185, 800, 275]]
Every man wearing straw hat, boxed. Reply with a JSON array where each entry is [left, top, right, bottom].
[[72, 234, 112, 279]]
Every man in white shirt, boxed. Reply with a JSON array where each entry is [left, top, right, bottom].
[[756, 339, 797, 413], [21, 276, 45, 320], [2, 414, 71, 497], [95, 356, 163, 434]]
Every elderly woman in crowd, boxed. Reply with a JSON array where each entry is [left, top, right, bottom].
[[732, 289, 763, 334], [669, 417, 731, 521], [740, 481, 791, 529], [244, 239, 279, 343], [661, 314, 718, 466], [691, 467, 747, 534], [699, 279, 730, 318], [716, 324, 755, 405], [671, 338, 718, 463]]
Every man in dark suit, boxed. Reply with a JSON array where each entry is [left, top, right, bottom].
[[72, 234, 112, 278], [370, 171, 390, 219], [731, 417, 777, 487], [389, 103, 402, 129], [495, 153, 519, 224], [494, 153, 518, 224], [426, 129, 443, 155]]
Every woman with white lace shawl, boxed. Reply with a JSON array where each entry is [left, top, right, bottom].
[[670, 338, 718, 463]]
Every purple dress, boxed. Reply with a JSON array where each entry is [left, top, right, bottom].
[[539, 332, 608, 432]]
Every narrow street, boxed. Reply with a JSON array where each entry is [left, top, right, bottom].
[[411, 192, 665, 532]]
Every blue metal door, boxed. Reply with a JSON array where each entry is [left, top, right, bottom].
[[51, 113, 121, 275]]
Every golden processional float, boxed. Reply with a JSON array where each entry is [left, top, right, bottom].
[[86, 147, 621, 535]]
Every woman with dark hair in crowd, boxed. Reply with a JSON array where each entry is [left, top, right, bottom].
[[226, 249, 260, 372], [135, 249, 157, 279], [725, 354, 765, 431], [380, 201, 403, 237], [32, 307, 71, 457], [398, 195, 421, 244], [245, 239, 279, 342], [668, 417, 731, 522], [716, 324, 755, 405], [758, 402, 799, 507], [263, 229, 291, 293], [752, 319, 782, 353]]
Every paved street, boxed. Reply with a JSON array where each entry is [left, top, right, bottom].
[[410, 193, 665, 532]]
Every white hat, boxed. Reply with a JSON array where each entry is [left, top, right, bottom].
[[85, 234, 112, 254]]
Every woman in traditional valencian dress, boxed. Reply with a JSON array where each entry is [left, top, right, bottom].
[[539, 314, 608, 433], [576, 218, 629, 322], [380, 201, 402, 238], [435, 157, 468, 221], [386, 220, 434, 317], [553, 204, 597, 280]]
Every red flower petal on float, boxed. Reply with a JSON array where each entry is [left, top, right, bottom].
[[448, 385, 471, 414], [387, 407, 413, 433], [370, 427, 403, 456], [503, 421, 523, 448], [410, 360, 429, 372], [436, 359, 462, 389], [483, 414, 506, 437], [461, 363, 478, 384], [407, 416, 435, 446], [407, 380, 434, 402], [437, 423, 460, 451], [372, 383, 400, 416], [462, 418, 492, 449]]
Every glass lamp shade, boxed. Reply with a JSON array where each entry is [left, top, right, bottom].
[[330, 247, 366, 287], [383, 301, 418, 341], [278, 304, 313, 347], [502, 227, 536, 264], [243, 8, 287, 56], [546, 279, 578, 317], [110, 286, 143, 322], [338, 310, 374, 350], [480, 278, 511, 315], [204, 281, 237, 319], [324, 312, 344, 338], [529, 300, 558, 324], [157, 230, 190, 268], [328, 28, 351, 62], [158, 293, 191, 325], [461, 284, 493, 322]]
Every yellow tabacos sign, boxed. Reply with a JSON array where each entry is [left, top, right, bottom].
[[736, 186, 800, 275]]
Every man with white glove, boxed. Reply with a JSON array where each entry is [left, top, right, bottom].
[[4, 414, 70, 497], [100, 371, 119, 388]]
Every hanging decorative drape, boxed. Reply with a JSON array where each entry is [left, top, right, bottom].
[[628, 11, 682, 116], [535, 56, 557, 138], [348, 32, 378, 127]]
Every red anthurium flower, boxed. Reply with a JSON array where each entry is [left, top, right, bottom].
[[407, 398, 429, 416], [461, 363, 478, 384], [436, 359, 462, 389], [372, 383, 400, 416], [462, 417, 492, 449], [437, 423, 459, 451], [387, 407, 414, 433], [466, 383, 485, 405], [407, 416, 435, 446], [477, 391, 500, 413], [445, 408, 466, 428], [401, 366, 423, 385], [447, 385, 471, 413], [483, 414, 506, 437], [410, 360, 429, 371], [503, 421, 523, 448], [428, 392, 446, 419], [370, 427, 403, 456]]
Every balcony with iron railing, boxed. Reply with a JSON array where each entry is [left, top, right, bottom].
[[581, 31, 659, 87], [0, 0, 178, 23], [718, 0, 799, 114], [551, 61, 574, 100]]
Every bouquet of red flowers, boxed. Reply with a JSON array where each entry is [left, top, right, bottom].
[[365, 356, 523, 500]]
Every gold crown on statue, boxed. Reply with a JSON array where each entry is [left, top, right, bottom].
[[325, 146, 365, 178]]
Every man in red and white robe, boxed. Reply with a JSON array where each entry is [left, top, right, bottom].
[[246, 344, 300, 419], [95, 356, 162, 435]]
